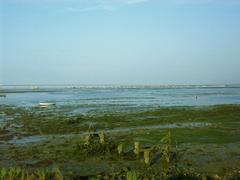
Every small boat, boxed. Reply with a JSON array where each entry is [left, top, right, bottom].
[[32, 86, 40, 90], [0, 94, 6, 98], [39, 102, 56, 107]]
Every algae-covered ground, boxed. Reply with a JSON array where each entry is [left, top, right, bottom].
[[0, 104, 240, 179]]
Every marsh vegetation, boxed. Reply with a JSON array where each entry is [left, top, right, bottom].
[[0, 104, 240, 179]]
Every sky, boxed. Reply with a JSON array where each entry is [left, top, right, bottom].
[[0, 0, 240, 85]]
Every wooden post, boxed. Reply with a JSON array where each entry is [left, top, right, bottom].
[[117, 143, 123, 156], [134, 142, 140, 156], [98, 132, 105, 145], [144, 149, 151, 165], [84, 134, 91, 145]]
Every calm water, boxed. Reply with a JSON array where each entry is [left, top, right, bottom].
[[1, 85, 240, 114]]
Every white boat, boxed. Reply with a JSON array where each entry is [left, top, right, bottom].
[[32, 86, 40, 90], [0, 94, 6, 97], [39, 102, 56, 107]]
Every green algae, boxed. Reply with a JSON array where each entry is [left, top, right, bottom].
[[0, 104, 240, 178]]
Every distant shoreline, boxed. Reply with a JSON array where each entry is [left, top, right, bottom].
[[1, 84, 240, 90]]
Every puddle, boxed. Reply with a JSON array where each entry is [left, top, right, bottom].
[[7, 122, 210, 145], [103, 122, 210, 133], [0, 114, 6, 128], [8, 135, 49, 145], [72, 107, 94, 115]]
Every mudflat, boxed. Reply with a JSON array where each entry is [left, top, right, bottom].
[[0, 104, 240, 179]]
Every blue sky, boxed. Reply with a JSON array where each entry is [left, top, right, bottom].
[[1, 0, 240, 85]]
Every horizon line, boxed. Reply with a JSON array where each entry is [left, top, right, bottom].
[[1, 83, 240, 87]]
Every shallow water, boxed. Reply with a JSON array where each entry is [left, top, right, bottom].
[[0, 114, 5, 128], [8, 122, 210, 145], [1, 85, 240, 114]]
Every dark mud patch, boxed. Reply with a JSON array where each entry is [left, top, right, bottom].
[[0, 129, 15, 142]]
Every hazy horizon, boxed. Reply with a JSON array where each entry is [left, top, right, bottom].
[[1, 83, 240, 87], [1, 0, 240, 85]]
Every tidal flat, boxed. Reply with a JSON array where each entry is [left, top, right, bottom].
[[0, 104, 240, 179]]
